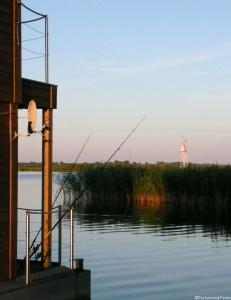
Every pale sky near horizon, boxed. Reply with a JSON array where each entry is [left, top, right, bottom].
[[18, 0, 231, 164]]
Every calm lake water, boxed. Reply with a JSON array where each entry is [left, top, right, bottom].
[[18, 172, 231, 300]]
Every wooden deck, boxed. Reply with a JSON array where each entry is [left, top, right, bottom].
[[0, 263, 91, 300]]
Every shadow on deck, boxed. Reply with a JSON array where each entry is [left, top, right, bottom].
[[0, 260, 91, 300]]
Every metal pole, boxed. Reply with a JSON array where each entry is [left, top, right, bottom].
[[45, 16, 49, 83], [58, 205, 62, 266], [26, 210, 30, 285], [70, 207, 74, 269]]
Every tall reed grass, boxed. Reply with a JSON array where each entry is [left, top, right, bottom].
[[59, 163, 231, 215]]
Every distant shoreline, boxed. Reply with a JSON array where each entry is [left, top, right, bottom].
[[18, 161, 228, 172], [18, 162, 74, 172]]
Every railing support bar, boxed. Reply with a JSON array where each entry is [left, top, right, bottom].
[[70, 207, 74, 269], [26, 210, 30, 285], [58, 205, 62, 266]]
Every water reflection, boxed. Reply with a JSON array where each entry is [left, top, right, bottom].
[[70, 201, 231, 243], [73, 209, 231, 300], [18, 172, 231, 300]]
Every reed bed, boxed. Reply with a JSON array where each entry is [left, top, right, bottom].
[[59, 163, 231, 215]]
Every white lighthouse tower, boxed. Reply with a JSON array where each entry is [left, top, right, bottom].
[[180, 138, 189, 168]]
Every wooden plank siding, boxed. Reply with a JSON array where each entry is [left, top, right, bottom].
[[0, 1, 13, 103], [0, 4, 12, 15], [0, 0, 19, 280], [20, 78, 57, 109], [0, 0, 21, 104], [0, 102, 18, 280]]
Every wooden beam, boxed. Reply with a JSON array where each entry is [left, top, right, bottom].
[[20, 78, 57, 109]]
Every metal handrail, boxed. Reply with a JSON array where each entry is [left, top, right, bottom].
[[18, 205, 62, 213], [23, 205, 74, 285]]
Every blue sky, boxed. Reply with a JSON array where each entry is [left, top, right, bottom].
[[19, 0, 231, 163]]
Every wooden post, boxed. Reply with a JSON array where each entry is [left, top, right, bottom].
[[42, 108, 53, 268]]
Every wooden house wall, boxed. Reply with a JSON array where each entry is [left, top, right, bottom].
[[0, 1, 13, 103], [0, 0, 21, 104], [0, 102, 18, 280], [0, 0, 19, 280]]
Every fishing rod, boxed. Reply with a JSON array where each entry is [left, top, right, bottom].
[[17, 131, 93, 273], [30, 116, 146, 261], [105, 117, 146, 164], [52, 131, 93, 207]]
